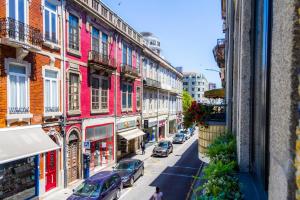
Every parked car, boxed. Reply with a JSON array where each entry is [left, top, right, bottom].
[[67, 171, 122, 200], [173, 133, 186, 144], [189, 127, 195, 136], [113, 159, 144, 187], [152, 140, 173, 157], [179, 130, 190, 140]]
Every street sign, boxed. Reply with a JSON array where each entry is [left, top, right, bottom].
[[84, 141, 91, 149]]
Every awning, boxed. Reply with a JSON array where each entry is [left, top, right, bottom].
[[0, 126, 60, 164], [118, 128, 146, 141], [204, 88, 225, 99]]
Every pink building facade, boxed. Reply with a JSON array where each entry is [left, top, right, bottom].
[[63, 0, 143, 184]]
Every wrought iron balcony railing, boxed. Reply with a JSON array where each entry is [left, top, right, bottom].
[[120, 63, 140, 78], [144, 77, 161, 88], [88, 50, 116, 70], [45, 106, 59, 113], [44, 31, 58, 44], [0, 17, 43, 47], [9, 107, 30, 114], [213, 39, 225, 68], [203, 104, 226, 123]]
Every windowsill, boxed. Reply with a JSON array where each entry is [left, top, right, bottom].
[[6, 113, 33, 121], [121, 108, 133, 113], [67, 110, 81, 116], [43, 40, 60, 50], [44, 112, 62, 118], [91, 110, 109, 115], [67, 48, 81, 57]]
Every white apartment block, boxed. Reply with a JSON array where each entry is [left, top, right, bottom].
[[142, 47, 183, 142], [183, 72, 209, 103]]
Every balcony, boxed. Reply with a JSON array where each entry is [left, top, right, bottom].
[[9, 107, 29, 114], [143, 77, 161, 88], [7, 106, 33, 121], [88, 50, 116, 73], [44, 106, 62, 118], [120, 64, 140, 80], [213, 39, 225, 68], [0, 17, 43, 50]]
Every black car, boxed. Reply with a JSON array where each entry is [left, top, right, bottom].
[[113, 159, 144, 187], [152, 140, 173, 157], [67, 171, 122, 200]]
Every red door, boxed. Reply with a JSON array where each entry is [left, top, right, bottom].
[[46, 150, 57, 192]]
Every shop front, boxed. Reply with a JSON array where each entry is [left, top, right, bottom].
[[0, 126, 59, 199], [143, 118, 158, 142], [84, 123, 114, 172], [116, 119, 146, 160], [168, 119, 177, 135], [158, 120, 166, 140]]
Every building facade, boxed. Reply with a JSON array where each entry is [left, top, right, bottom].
[[0, 0, 183, 198], [221, 0, 300, 199], [183, 72, 209, 103], [142, 47, 183, 143]]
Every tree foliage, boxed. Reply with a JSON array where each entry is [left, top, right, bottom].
[[182, 90, 193, 113]]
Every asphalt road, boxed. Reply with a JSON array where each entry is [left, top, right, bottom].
[[119, 133, 202, 200]]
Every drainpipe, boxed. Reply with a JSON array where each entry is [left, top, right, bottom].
[[225, 0, 234, 132], [114, 34, 118, 162], [61, 0, 68, 188], [156, 63, 159, 141]]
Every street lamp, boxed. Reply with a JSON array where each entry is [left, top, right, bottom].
[[205, 68, 221, 73]]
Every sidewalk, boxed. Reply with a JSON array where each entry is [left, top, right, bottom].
[[43, 137, 172, 200]]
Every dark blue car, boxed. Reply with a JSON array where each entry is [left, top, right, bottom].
[[67, 171, 122, 200]]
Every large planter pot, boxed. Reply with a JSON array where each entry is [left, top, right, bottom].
[[198, 122, 226, 154]]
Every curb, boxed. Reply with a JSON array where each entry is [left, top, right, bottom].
[[185, 162, 204, 200]]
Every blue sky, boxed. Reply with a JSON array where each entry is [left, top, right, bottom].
[[102, 0, 224, 87]]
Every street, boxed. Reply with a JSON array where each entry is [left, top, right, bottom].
[[118, 133, 202, 200]]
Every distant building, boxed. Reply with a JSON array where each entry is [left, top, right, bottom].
[[209, 83, 217, 90], [141, 32, 161, 55], [183, 72, 209, 103], [176, 66, 183, 73]]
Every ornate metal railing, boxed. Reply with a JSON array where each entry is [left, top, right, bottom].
[[0, 17, 43, 47], [44, 31, 58, 44], [88, 50, 116, 69], [120, 63, 140, 78], [45, 106, 59, 113], [144, 77, 161, 88], [9, 107, 30, 114]]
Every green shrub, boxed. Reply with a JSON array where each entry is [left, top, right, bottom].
[[195, 133, 243, 200]]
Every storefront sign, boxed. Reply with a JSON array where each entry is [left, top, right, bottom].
[[86, 124, 113, 141], [159, 120, 166, 127], [117, 120, 136, 131], [84, 141, 91, 149]]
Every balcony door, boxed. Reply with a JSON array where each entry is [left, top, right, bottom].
[[8, 0, 26, 41]]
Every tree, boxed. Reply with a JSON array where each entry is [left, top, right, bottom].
[[182, 90, 193, 112]]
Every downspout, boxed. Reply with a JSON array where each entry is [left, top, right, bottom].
[[225, 0, 234, 132], [61, 0, 68, 188], [114, 33, 118, 162], [156, 63, 159, 141]]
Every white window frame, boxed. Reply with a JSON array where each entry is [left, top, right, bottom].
[[42, 66, 61, 117], [66, 10, 82, 57], [5, 58, 32, 120], [90, 75, 109, 114], [121, 82, 133, 112], [67, 70, 81, 115], [43, 0, 59, 44]]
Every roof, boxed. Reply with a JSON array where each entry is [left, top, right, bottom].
[[87, 171, 117, 183]]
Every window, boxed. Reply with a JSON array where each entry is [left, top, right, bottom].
[[102, 33, 108, 59], [192, 82, 195, 85], [198, 88, 200, 91], [8, 64, 29, 114], [183, 82, 188, 85], [8, 0, 26, 41], [44, 70, 59, 113], [198, 94, 200, 98], [69, 14, 79, 51], [69, 73, 80, 112], [136, 53, 140, 74], [91, 76, 109, 112], [192, 88, 194, 91], [149, 93, 153, 110], [121, 83, 133, 111], [192, 94, 194, 98], [128, 48, 132, 66], [122, 43, 127, 64], [136, 87, 141, 110], [92, 27, 100, 52], [44, 0, 57, 43]]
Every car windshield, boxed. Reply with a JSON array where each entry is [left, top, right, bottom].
[[158, 142, 168, 148], [74, 182, 100, 198], [180, 130, 187, 134], [115, 161, 135, 171], [175, 134, 183, 138]]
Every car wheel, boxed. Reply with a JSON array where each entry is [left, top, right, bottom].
[[141, 168, 144, 176], [115, 188, 122, 199], [129, 177, 134, 186]]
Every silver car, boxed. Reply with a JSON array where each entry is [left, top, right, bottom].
[[152, 141, 173, 157]]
